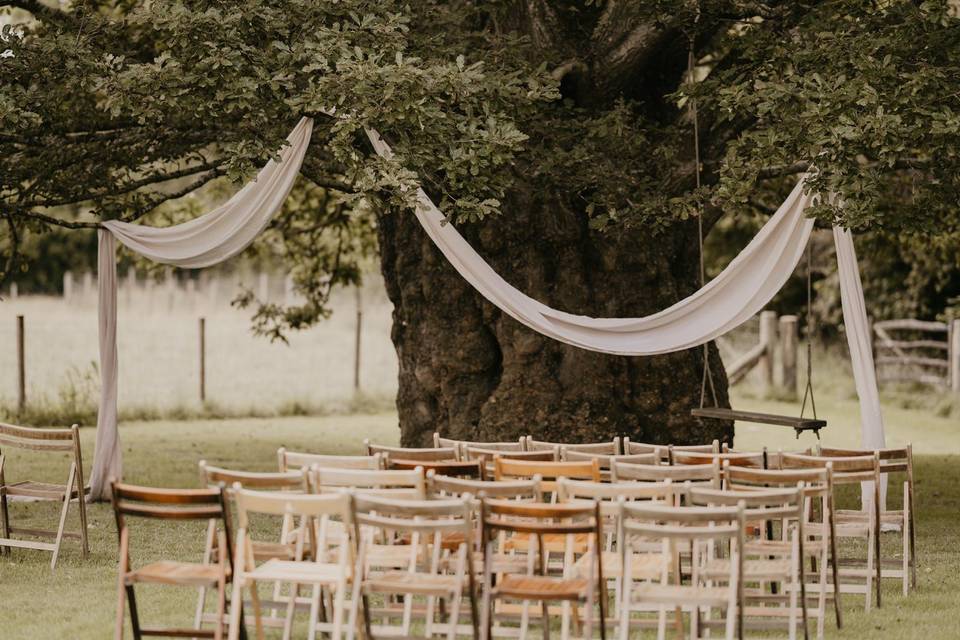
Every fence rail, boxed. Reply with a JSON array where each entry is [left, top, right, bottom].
[[873, 318, 960, 391]]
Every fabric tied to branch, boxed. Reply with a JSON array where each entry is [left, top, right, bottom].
[[88, 118, 313, 500]]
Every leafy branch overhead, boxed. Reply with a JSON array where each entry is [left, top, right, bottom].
[[2, 0, 959, 335]]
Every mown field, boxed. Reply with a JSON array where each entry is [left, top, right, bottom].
[[0, 397, 957, 639]]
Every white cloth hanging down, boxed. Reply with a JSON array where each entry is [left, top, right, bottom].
[[87, 118, 313, 500], [89, 115, 885, 503]]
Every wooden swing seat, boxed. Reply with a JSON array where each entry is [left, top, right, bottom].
[[690, 408, 826, 437]]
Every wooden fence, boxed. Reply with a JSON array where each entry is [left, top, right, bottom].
[[873, 318, 960, 392]]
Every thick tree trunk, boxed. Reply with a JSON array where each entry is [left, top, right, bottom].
[[377, 187, 733, 447]]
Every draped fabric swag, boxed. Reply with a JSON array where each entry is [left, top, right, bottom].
[[88, 116, 885, 503]]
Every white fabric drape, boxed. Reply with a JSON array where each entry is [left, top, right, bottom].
[[87, 118, 313, 499], [835, 226, 888, 508], [89, 115, 885, 503], [365, 129, 816, 355]]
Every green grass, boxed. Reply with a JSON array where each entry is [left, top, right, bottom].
[[1, 403, 958, 638]]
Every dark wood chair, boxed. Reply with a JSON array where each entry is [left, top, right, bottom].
[[480, 498, 606, 640], [110, 480, 244, 640]]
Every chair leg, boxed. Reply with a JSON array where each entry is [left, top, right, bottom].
[[50, 464, 77, 570], [127, 585, 143, 640], [361, 594, 375, 640], [227, 576, 245, 640], [115, 533, 129, 640], [196, 520, 217, 631], [307, 584, 322, 640], [865, 528, 875, 613], [902, 483, 910, 596], [76, 467, 90, 557], [908, 482, 917, 589]]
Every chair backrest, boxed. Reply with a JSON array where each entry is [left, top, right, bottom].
[[312, 466, 426, 499], [365, 440, 459, 462], [387, 458, 485, 480], [687, 485, 804, 522], [526, 437, 621, 456], [494, 457, 601, 493], [481, 498, 600, 536], [556, 477, 676, 528], [463, 447, 557, 463], [199, 460, 307, 493], [563, 450, 659, 468], [619, 500, 744, 543], [780, 452, 880, 484], [352, 493, 473, 537], [817, 445, 912, 475], [723, 462, 832, 499], [278, 447, 382, 471], [433, 433, 525, 456], [427, 470, 541, 500], [611, 459, 721, 487], [671, 449, 765, 468], [621, 438, 670, 461], [233, 485, 351, 526]]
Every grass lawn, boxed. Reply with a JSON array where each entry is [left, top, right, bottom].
[[1, 398, 958, 638]]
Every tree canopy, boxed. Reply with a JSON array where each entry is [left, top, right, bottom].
[[2, 1, 959, 335]]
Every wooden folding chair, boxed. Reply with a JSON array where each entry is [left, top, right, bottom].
[[278, 448, 383, 471], [0, 422, 89, 569], [196, 462, 310, 633], [610, 459, 721, 492], [671, 449, 765, 469], [689, 485, 807, 640], [494, 458, 601, 498], [111, 481, 241, 640], [782, 452, 882, 611], [557, 478, 677, 634], [313, 467, 426, 500], [725, 462, 841, 639], [621, 439, 671, 463], [365, 440, 459, 463], [818, 445, 916, 594], [228, 487, 358, 640], [352, 493, 480, 640], [465, 447, 558, 477], [481, 499, 607, 640], [617, 499, 744, 640], [526, 437, 621, 458]]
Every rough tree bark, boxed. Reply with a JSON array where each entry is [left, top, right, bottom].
[[377, 3, 734, 447]]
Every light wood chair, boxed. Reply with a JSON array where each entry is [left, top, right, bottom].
[[278, 448, 383, 471], [352, 493, 480, 640], [818, 445, 916, 594], [312, 466, 427, 500], [196, 462, 310, 633], [557, 478, 677, 634], [782, 452, 882, 611], [526, 437, 621, 457], [621, 439, 671, 463], [110, 481, 240, 640], [480, 498, 607, 640], [228, 487, 358, 640], [671, 449, 765, 469], [0, 422, 89, 569], [617, 499, 744, 640], [465, 447, 558, 477], [365, 440, 459, 463], [724, 462, 841, 639], [689, 485, 807, 640], [610, 459, 721, 492]]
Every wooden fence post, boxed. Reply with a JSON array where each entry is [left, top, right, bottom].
[[354, 286, 363, 391], [951, 319, 960, 394], [779, 315, 798, 397], [199, 317, 206, 403], [759, 310, 778, 389], [16, 315, 25, 413]]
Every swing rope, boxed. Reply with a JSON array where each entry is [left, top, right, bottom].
[[799, 240, 819, 421], [690, 4, 719, 410]]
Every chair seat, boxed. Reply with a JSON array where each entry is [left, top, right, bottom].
[[365, 571, 464, 596], [366, 543, 424, 567], [3, 480, 88, 500], [574, 551, 668, 580], [628, 583, 732, 606], [247, 559, 348, 584], [503, 532, 590, 553], [126, 561, 226, 587], [703, 558, 793, 580], [493, 575, 591, 602]]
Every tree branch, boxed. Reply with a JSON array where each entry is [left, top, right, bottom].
[[2, 0, 76, 27]]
